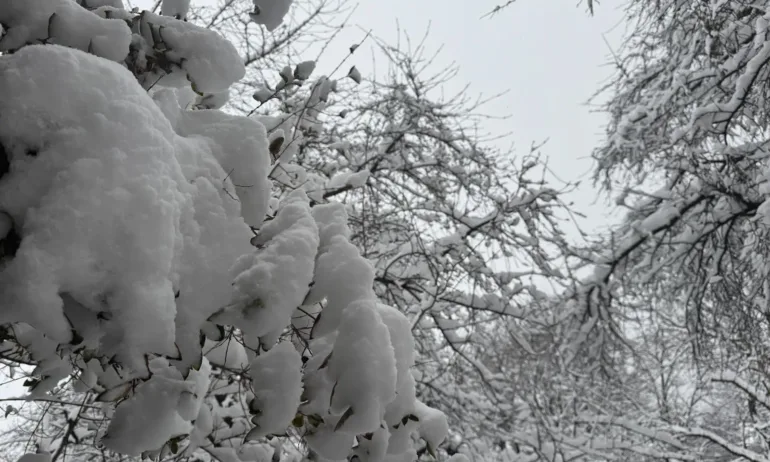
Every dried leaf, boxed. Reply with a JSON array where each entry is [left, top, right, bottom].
[[96, 382, 132, 402], [334, 407, 354, 432]]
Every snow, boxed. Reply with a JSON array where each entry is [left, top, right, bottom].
[[81, 0, 125, 7], [170, 107, 272, 228], [136, 12, 246, 93], [326, 169, 371, 190], [382, 449, 417, 462], [253, 87, 274, 103], [294, 60, 317, 80], [16, 454, 51, 462], [328, 301, 397, 434], [194, 89, 231, 110], [162, 0, 191, 19], [0, 213, 12, 241], [353, 425, 390, 462], [0, 0, 131, 61], [0, 2, 451, 459], [250, 0, 294, 31], [211, 190, 318, 346], [246, 342, 304, 438], [237, 443, 275, 462], [306, 236, 376, 336], [448, 455, 470, 462], [0, 45, 185, 358], [312, 202, 352, 253], [102, 358, 211, 455], [414, 400, 449, 451], [204, 338, 249, 370], [305, 427, 356, 461]]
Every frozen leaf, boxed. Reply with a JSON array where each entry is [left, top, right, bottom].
[[294, 60, 316, 80], [334, 406, 355, 432], [253, 87, 273, 103], [347, 66, 362, 84], [95, 382, 132, 403], [250, 0, 294, 31]]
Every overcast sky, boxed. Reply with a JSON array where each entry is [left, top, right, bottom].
[[339, 0, 629, 238]]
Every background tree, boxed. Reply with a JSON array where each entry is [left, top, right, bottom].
[[497, 0, 770, 460]]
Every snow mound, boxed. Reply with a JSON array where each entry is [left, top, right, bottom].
[[0, 45, 186, 358], [0, 41, 272, 410], [247, 342, 303, 438], [102, 358, 211, 455], [162, 0, 191, 19], [306, 236, 376, 336], [250, 0, 294, 31], [0, 2, 452, 459], [135, 12, 245, 93], [328, 300, 397, 434], [212, 190, 318, 346], [0, 0, 131, 61]]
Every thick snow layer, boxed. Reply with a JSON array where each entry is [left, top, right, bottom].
[[247, 342, 303, 437], [185, 399, 214, 453], [138, 12, 246, 93], [326, 169, 370, 190], [305, 425, 355, 461], [150, 88, 271, 370], [16, 454, 51, 462], [0, 45, 185, 356], [447, 455, 470, 462], [162, 0, 191, 19], [375, 304, 415, 382], [0, 42, 271, 377], [298, 335, 336, 416], [328, 301, 397, 434], [311, 202, 351, 253], [170, 107, 272, 229], [414, 400, 449, 450], [211, 190, 318, 345], [81, 0, 125, 7], [102, 358, 211, 455], [0, 5, 450, 460], [306, 236, 376, 336], [251, 0, 294, 31], [204, 338, 249, 370], [0, 0, 131, 61], [354, 426, 389, 462]]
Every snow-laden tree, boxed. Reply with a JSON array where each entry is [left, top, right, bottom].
[[259, 44, 576, 460], [496, 0, 770, 460], [0, 1, 454, 461], [0, 1, 585, 461], [197, 9, 581, 461]]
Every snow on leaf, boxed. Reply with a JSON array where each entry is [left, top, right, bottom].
[[294, 60, 316, 80], [250, 0, 294, 32], [0, 0, 131, 61], [247, 342, 303, 438]]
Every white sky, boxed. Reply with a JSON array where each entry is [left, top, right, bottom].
[[338, 0, 629, 238]]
